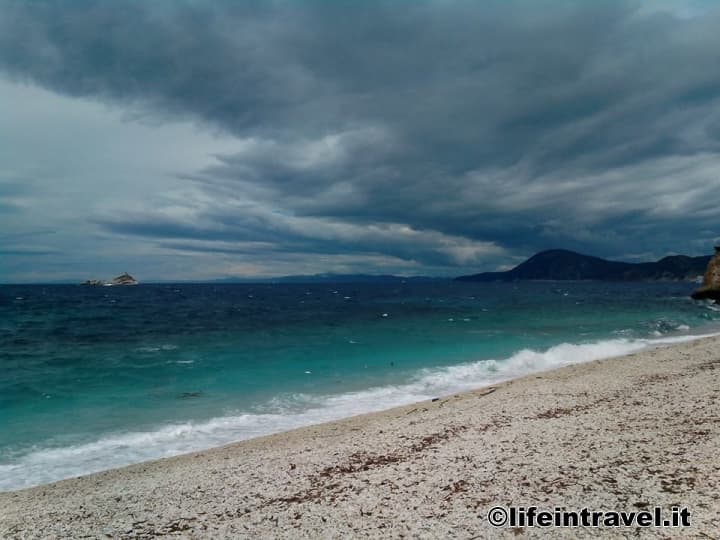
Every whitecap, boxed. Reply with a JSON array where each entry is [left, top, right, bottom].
[[2, 331, 716, 493]]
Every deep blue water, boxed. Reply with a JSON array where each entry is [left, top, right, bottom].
[[1, 281, 718, 490]]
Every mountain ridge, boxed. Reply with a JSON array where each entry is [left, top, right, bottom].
[[455, 249, 710, 282]]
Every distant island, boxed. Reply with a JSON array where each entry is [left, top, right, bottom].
[[211, 274, 441, 284], [455, 249, 710, 282], [66, 252, 714, 286], [81, 272, 139, 286]]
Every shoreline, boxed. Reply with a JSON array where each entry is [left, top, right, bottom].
[[3, 335, 720, 538], [2, 331, 716, 493]]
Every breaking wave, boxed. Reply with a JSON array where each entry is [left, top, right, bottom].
[[0, 331, 716, 492]]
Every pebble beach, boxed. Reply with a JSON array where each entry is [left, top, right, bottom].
[[2, 335, 719, 539]]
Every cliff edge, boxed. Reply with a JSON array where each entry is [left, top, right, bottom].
[[691, 247, 720, 302]]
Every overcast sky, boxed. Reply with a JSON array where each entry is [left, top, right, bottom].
[[2, 0, 720, 282]]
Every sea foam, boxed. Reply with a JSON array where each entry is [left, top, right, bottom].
[[0, 332, 715, 492]]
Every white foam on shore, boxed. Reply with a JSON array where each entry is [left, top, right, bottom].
[[0, 332, 716, 492]]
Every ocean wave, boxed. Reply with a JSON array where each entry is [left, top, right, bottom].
[[135, 343, 179, 353], [0, 331, 716, 492]]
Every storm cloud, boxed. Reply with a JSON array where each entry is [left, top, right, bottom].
[[2, 0, 720, 280]]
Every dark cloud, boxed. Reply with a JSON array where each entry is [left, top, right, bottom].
[[2, 0, 720, 276]]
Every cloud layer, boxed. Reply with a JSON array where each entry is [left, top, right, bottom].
[[2, 0, 720, 279]]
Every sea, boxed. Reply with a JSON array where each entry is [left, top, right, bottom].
[[1, 281, 719, 492]]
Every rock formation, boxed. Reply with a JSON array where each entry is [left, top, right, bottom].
[[80, 273, 138, 286], [111, 272, 139, 286], [80, 279, 105, 286], [691, 247, 720, 302]]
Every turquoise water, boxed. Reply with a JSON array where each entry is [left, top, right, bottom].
[[1, 281, 718, 490]]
